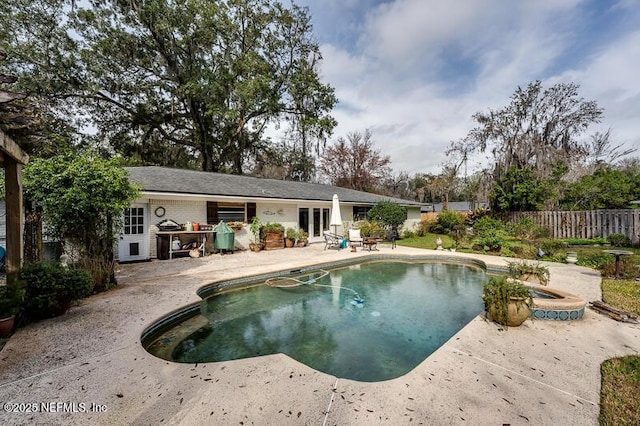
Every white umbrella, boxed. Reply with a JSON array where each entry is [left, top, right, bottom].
[[330, 194, 342, 237]]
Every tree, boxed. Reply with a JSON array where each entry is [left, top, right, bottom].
[[22, 153, 139, 291], [1, 0, 337, 174], [448, 80, 603, 210], [560, 166, 639, 210], [318, 129, 391, 192], [490, 166, 546, 212], [366, 200, 407, 231]]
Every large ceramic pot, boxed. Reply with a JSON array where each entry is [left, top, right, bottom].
[[0, 315, 15, 337], [488, 298, 531, 327]]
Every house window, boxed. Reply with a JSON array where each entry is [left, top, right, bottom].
[[352, 206, 371, 221], [123, 207, 144, 235], [207, 202, 256, 223]]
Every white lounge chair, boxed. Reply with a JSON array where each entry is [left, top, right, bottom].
[[348, 229, 363, 247]]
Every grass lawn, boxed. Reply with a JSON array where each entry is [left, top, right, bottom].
[[602, 279, 640, 316], [600, 356, 640, 426]]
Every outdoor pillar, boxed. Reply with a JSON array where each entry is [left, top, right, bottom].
[[4, 158, 23, 287]]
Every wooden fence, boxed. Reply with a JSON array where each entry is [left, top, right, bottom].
[[503, 210, 640, 245]]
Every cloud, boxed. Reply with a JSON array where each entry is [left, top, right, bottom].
[[305, 0, 640, 175]]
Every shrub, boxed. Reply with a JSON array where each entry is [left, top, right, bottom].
[[0, 284, 25, 318], [540, 239, 567, 256], [432, 210, 465, 234], [402, 229, 415, 239], [565, 237, 608, 246], [20, 262, 93, 319], [473, 216, 505, 237], [416, 219, 435, 237], [577, 252, 614, 269], [359, 220, 386, 238], [260, 222, 284, 240], [466, 207, 490, 227], [285, 227, 298, 240], [607, 233, 631, 248], [474, 229, 507, 252], [506, 217, 551, 240], [507, 261, 550, 286], [366, 200, 407, 230], [600, 257, 638, 279]]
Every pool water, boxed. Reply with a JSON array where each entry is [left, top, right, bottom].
[[145, 260, 487, 382]]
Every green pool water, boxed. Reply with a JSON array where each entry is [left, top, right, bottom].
[[145, 260, 487, 382]]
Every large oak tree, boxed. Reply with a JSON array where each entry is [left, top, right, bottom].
[[1, 0, 336, 173], [449, 80, 603, 211]]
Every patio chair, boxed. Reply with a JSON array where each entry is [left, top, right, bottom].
[[348, 229, 363, 247], [323, 231, 342, 250]]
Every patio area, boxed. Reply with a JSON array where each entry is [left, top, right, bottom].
[[1, 243, 639, 425]]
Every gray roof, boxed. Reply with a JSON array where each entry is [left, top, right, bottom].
[[125, 166, 423, 206]]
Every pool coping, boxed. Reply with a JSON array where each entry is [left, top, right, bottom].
[[1, 245, 639, 425]]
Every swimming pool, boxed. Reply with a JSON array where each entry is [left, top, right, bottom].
[[143, 260, 488, 382]]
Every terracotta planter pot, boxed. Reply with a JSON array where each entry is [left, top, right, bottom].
[[488, 298, 531, 327], [0, 315, 16, 337], [285, 238, 295, 248]]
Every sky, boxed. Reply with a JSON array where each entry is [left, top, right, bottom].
[[295, 0, 640, 176]]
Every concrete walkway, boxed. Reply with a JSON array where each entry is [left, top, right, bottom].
[[0, 244, 638, 425]]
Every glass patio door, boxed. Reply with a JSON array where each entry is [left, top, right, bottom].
[[299, 207, 330, 243]]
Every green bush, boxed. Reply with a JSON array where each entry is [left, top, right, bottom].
[[466, 207, 490, 227], [600, 257, 638, 279], [607, 233, 632, 248], [358, 219, 386, 238], [474, 229, 507, 252], [432, 210, 465, 234], [0, 284, 25, 318], [401, 229, 416, 239], [507, 217, 549, 240], [576, 252, 614, 269], [416, 219, 435, 237], [20, 262, 93, 319], [473, 216, 505, 237], [366, 200, 407, 230], [540, 239, 567, 256], [565, 237, 608, 245]]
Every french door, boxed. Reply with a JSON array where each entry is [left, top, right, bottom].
[[298, 207, 330, 242]]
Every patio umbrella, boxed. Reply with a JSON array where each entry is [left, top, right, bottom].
[[330, 194, 342, 236]]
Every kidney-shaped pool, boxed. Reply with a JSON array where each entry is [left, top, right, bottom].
[[143, 260, 488, 382]]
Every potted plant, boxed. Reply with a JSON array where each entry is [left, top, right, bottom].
[[506, 261, 550, 286], [297, 230, 309, 247], [482, 276, 533, 327], [20, 261, 93, 320], [285, 227, 298, 248], [0, 284, 25, 337], [260, 222, 285, 251], [249, 216, 262, 252]]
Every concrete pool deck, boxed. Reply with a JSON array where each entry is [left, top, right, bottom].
[[1, 244, 639, 425]]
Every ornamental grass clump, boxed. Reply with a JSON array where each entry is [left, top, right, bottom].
[[482, 276, 533, 327]]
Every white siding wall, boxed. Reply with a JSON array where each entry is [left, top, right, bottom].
[[138, 198, 421, 259], [404, 207, 422, 232], [147, 199, 207, 258], [255, 202, 299, 229]]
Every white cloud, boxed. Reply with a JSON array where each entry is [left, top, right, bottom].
[[306, 0, 640, 175]]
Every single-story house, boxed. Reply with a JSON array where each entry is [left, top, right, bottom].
[[120, 166, 424, 262]]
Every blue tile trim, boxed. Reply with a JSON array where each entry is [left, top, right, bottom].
[[532, 307, 584, 321]]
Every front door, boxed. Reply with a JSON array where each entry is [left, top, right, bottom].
[[119, 204, 149, 262]]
